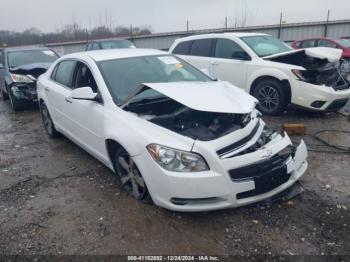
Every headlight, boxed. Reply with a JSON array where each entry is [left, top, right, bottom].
[[147, 144, 209, 172], [291, 69, 306, 81], [11, 74, 35, 83]]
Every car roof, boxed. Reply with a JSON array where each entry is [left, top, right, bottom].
[[88, 38, 132, 43], [63, 48, 167, 62], [175, 32, 268, 42], [4, 46, 53, 52]]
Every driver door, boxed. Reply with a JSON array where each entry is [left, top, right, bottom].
[[65, 62, 108, 163]]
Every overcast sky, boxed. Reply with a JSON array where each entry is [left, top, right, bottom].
[[0, 0, 349, 33]]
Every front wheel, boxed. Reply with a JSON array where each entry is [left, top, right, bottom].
[[40, 102, 61, 138], [113, 148, 152, 203], [252, 79, 288, 116], [0, 86, 8, 101], [8, 90, 24, 111]]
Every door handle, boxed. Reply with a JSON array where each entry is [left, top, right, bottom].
[[65, 97, 73, 103], [44, 86, 50, 92], [211, 61, 219, 66]]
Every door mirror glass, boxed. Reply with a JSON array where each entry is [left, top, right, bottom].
[[232, 51, 251, 60], [71, 86, 97, 101]]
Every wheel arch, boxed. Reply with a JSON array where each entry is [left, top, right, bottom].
[[249, 75, 292, 105]]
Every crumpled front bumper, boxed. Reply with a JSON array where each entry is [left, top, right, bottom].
[[10, 83, 38, 102], [134, 133, 308, 212]]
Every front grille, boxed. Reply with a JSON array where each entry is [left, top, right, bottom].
[[326, 98, 349, 111], [229, 150, 292, 181], [229, 147, 294, 200], [217, 123, 260, 157]]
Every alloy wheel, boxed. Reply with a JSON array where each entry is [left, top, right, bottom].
[[41, 105, 53, 136], [117, 153, 146, 200], [256, 85, 280, 113]]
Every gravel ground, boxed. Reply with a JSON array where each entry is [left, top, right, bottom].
[[0, 98, 349, 257]]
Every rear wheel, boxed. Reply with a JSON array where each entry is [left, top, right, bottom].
[[40, 102, 60, 138], [113, 147, 152, 203], [252, 79, 288, 116]]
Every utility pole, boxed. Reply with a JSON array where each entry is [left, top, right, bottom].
[[225, 16, 228, 30], [186, 20, 189, 33], [278, 12, 283, 39], [325, 10, 330, 37], [130, 24, 133, 37]]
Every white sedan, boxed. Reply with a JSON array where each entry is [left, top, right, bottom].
[[37, 49, 308, 212]]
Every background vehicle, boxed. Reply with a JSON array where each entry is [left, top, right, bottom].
[[291, 37, 350, 76], [0, 47, 59, 111], [169, 33, 350, 115], [86, 39, 136, 51], [37, 49, 307, 212]]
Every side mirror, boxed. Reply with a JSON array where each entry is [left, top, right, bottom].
[[0, 63, 3, 69], [71, 87, 97, 101], [232, 51, 251, 61]]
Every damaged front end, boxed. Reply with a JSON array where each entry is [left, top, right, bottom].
[[122, 81, 258, 141], [265, 47, 350, 91], [9, 63, 50, 103]]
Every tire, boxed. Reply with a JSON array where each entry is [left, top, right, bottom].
[[252, 79, 289, 116], [8, 89, 24, 111], [40, 102, 61, 138], [0, 86, 8, 101], [113, 147, 152, 203]]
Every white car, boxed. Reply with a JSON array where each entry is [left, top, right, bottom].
[[37, 49, 308, 212], [169, 33, 350, 115]]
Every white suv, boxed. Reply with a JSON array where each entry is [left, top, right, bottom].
[[169, 33, 350, 115]]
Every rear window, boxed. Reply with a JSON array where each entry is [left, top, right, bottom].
[[7, 49, 58, 68], [172, 41, 193, 55], [190, 39, 215, 57]]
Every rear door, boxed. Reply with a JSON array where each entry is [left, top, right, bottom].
[[46, 60, 77, 136], [173, 39, 215, 73], [209, 38, 249, 90]]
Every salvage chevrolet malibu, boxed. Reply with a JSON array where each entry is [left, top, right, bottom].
[[37, 49, 308, 212], [170, 33, 350, 115], [0, 47, 59, 111]]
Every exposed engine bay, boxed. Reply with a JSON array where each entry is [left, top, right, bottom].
[[125, 97, 250, 141], [266, 50, 349, 90]]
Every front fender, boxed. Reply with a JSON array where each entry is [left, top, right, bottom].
[[246, 68, 291, 93]]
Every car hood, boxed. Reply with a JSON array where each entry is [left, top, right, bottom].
[[121, 81, 258, 114], [9, 63, 52, 78], [263, 47, 343, 63]]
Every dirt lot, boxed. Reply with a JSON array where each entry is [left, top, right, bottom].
[[0, 98, 349, 257]]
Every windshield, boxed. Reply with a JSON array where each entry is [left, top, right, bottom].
[[8, 49, 58, 68], [98, 55, 212, 104], [336, 39, 350, 48], [100, 40, 136, 49], [241, 35, 292, 57]]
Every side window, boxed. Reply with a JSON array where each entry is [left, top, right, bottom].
[[301, 40, 316, 48], [86, 43, 93, 51], [172, 41, 193, 55], [92, 43, 100, 50], [318, 40, 337, 48], [74, 62, 98, 93], [0, 51, 5, 66], [190, 39, 215, 57], [53, 60, 76, 88], [215, 38, 248, 59]]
